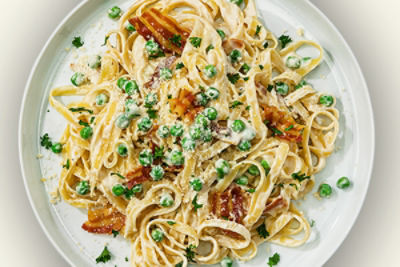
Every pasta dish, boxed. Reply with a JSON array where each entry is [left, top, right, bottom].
[[48, 0, 339, 265]]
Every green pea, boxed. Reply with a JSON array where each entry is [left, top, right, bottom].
[[80, 126, 93, 140], [181, 137, 196, 151], [195, 92, 209, 106], [157, 125, 169, 138], [170, 124, 184, 137], [319, 183, 332, 198], [337, 176, 351, 189], [159, 193, 174, 207], [229, 49, 241, 63], [124, 80, 139, 95], [112, 184, 125, 196], [204, 107, 218, 120], [145, 93, 158, 107], [195, 114, 209, 127], [205, 87, 220, 100], [125, 21, 135, 32], [220, 256, 233, 267], [235, 175, 248, 185], [139, 149, 153, 166], [261, 160, 270, 174], [51, 143, 63, 153], [145, 40, 161, 56], [150, 165, 164, 181], [202, 128, 213, 142], [117, 143, 128, 157], [88, 55, 101, 69], [286, 55, 301, 69], [71, 72, 86, 86], [204, 65, 217, 78], [115, 114, 131, 129], [108, 6, 122, 19], [76, 181, 89, 195], [319, 95, 334, 107], [190, 178, 203, 192], [215, 159, 230, 178], [160, 68, 172, 80], [231, 119, 246, 133], [247, 165, 259, 176], [96, 93, 109, 106], [131, 184, 143, 193], [117, 77, 128, 89], [169, 149, 184, 166], [276, 82, 289, 95], [238, 140, 251, 151], [151, 228, 164, 242], [216, 29, 226, 40], [125, 100, 140, 119], [137, 117, 152, 132], [189, 125, 203, 140]]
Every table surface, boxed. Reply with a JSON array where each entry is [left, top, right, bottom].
[[1, 0, 399, 266]]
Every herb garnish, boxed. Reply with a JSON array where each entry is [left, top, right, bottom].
[[111, 172, 126, 179], [255, 25, 262, 36], [278, 34, 292, 49], [112, 229, 119, 237], [230, 100, 243, 109], [154, 146, 164, 160], [189, 37, 202, 48], [63, 159, 70, 170], [176, 62, 185, 70], [185, 244, 197, 262], [96, 246, 111, 263], [40, 133, 52, 149], [72, 36, 84, 48], [169, 34, 182, 47], [69, 107, 93, 114], [206, 44, 214, 53], [285, 125, 294, 131], [268, 253, 280, 267], [167, 221, 176, 225], [291, 172, 311, 182], [102, 36, 109, 46], [192, 194, 203, 211], [256, 223, 269, 238], [227, 73, 240, 84]]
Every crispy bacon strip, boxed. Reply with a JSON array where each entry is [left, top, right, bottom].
[[262, 105, 304, 143], [82, 206, 125, 234], [145, 56, 177, 89], [125, 166, 151, 189], [263, 196, 288, 215], [211, 186, 248, 224], [231, 187, 245, 224], [129, 8, 190, 54], [220, 191, 230, 218], [169, 89, 203, 121]]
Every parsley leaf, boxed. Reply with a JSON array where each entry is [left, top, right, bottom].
[[245, 105, 251, 111], [185, 244, 197, 262], [40, 133, 53, 149], [112, 229, 119, 237], [268, 253, 280, 267], [111, 172, 126, 179], [125, 257, 129, 262], [206, 44, 214, 53], [189, 37, 202, 48], [169, 34, 182, 47], [259, 64, 264, 70], [291, 172, 311, 182], [79, 120, 90, 127], [246, 188, 256, 193], [154, 146, 164, 160], [310, 219, 315, 227], [63, 159, 70, 170], [72, 36, 84, 48], [216, 29, 226, 39], [267, 84, 274, 92], [285, 125, 294, 131], [102, 36, 109, 46], [69, 107, 93, 114], [255, 25, 262, 36], [230, 100, 243, 109], [146, 109, 157, 119], [167, 220, 176, 225], [96, 246, 111, 263], [227, 73, 240, 84], [176, 62, 184, 70], [192, 194, 203, 211], [256, 223, 269, 238], [271, 127, 283, 136], [279, 34, 292, 49], [175, 262, 183, 267]]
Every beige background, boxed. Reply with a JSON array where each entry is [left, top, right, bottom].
[[1, 0, 399, 266]]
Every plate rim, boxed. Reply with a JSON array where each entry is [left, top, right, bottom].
[[18, 0, 375, 266]]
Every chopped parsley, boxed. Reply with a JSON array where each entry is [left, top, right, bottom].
[[167, 220, 176, 225], [63, 159, 70, 170], [255, 25, 262, 36], [278, 34, 292, 49], [310, 219, 315, 227], [185, 244, 197, 262], [285, 125, 294, 131], [146, 108, 157, 119], [230, 100, 243, 109], [112, 229, 119, 237], [72, 36, 84, 48], [227, 73, 240, 84], [175, 262, 183, 267], [246, 188, 256, 193], [90, 116, 95, 124], [96, 246, 111, 263], [189, 37, 202, 48], [291, 172, 311, 182], [271, 127, 283, 136], [256, 223, 269, 238], [176, 62, 185, 70], [289, 183, 298, 190], [192, 194, 203, 211], [216, 29, 226, 39], [206, 44, 214, 53], [40, 133, 52, 149], [125, 257, 129, 262], [268, 253, 280, 267], [267, 84, 274, 92], [79, 120, 90, 127], [169, 34, 182, 47], [69, 107, 93, 114], [154, 146, 164, 160], [240, 63, 251, 74], [245, 105, 251, 111], [102, 36, 109, 46], [259, 64, 264, 70], [111, 172, 126, 179]]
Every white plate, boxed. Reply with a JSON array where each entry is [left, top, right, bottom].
[[18, 0, 375, 266]]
